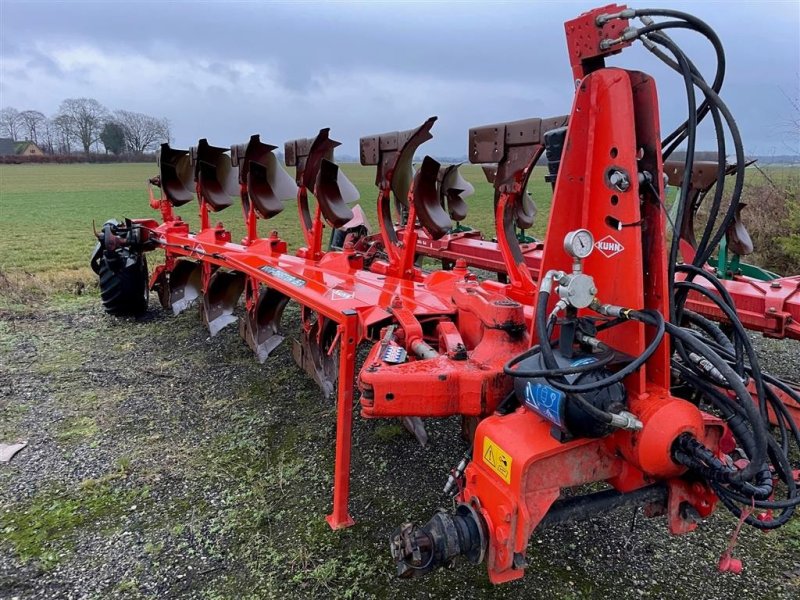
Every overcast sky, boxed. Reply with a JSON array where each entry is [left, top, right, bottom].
[[2, 0, 798, 157]]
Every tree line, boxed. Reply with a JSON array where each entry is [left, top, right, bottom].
[[0, 98, 170, 156]]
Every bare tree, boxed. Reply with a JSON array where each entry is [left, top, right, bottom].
[[40, 119, 56, 154], [0, 107, 22, 139], [56, 98, 109, 154], [51, 113, 73, 154], [114, 110, 170, 153], [18, 110, 47, 144], [780, 77, 800, 154]]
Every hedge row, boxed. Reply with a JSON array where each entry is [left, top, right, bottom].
[[1, 153, 156, 165]]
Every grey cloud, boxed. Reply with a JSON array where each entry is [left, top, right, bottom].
[[2, 0, 798, 155]]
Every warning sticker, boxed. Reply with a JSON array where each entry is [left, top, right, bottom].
[[482, 436, 513, 484]]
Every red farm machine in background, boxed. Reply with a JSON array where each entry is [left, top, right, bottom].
[[90, 4, 800, 585]]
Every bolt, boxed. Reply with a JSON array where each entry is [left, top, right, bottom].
[[609, 169, 630, 191]]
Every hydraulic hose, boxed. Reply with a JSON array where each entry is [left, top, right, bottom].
[[632, 8, 726, 153], [644, 32, 746, 270]]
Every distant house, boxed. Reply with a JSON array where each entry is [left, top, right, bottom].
[[0, 138, 44, 156]]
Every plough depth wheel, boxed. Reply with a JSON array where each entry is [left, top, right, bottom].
[[97, 253, 149, 316]]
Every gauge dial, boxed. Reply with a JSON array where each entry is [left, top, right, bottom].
[[564, 229, 594, 259]]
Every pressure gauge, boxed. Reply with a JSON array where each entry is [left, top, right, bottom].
[[564, 229, 594, 259]]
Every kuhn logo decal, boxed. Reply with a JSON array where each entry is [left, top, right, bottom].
[[330, 289, 355, 301], [595, 235, 624, 258]]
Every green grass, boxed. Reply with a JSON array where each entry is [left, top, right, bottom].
[[0, 482, 149, 569], [56, 415, 100, 442], [0, 162, 553, 293]]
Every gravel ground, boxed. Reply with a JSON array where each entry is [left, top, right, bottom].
[[0, 294, 798, 599]]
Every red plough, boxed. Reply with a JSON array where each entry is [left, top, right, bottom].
[[91, 3, 799, 585]]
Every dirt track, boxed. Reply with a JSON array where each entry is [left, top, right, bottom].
[[1, 295, 798, 599]]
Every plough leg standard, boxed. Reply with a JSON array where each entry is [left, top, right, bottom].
[[90, 4, 800, 585]]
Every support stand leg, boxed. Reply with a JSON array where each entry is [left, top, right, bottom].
[[326, 314, 357, 529]]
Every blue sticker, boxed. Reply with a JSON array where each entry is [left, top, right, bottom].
[[571, 357, 598, 367], [260, 266, 306, 287], [381, 345, 408, 364], [523, 382, 565, 427]]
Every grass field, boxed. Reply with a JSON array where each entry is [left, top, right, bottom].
[[0, 162, 554, 298], [2, 161, 798, 297], [1, 162, 799, 599]]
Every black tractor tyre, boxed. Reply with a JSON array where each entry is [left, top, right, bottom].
[[97, 252, 149, 316]]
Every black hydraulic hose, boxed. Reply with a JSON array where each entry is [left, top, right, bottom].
[[674, 264, 737, 309], [697, 331, 799, 458], [642, 33, 729, 260], [643, 34, 695, 325], [636, 11, 725, 157], [673, 282, 748, 384], [504, 347, 615, 378], [673, 281, 753, 382], [664, 322, 768, 481], [672, 434, 772, 499], [535, 290, 561, 373], [762, 374, 800, 448], [639, 30, 745, 272], [664, 52, 745, 269], [543, 309, 666, 395], [680, 310, 734, 354], [712, 434, 798, 530], [643, 32, 734, 265], [633, 10, 726, 152], [592, 8, 797, 533], [669, 370, 790, 523], [700, 338, 800, 456], [668, 341, 768, 485], [673, 366, 764, 475], [671, 268, 768, 421]]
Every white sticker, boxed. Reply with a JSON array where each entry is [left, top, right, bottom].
[[330, 289, 355, 300]]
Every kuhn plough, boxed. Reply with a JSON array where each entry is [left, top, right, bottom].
[[91, 4, 800, 584]]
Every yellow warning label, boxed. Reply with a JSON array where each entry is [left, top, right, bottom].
[[482, 436, 513, 485]]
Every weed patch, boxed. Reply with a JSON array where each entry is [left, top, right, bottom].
[[0, 482, 149, 569]]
